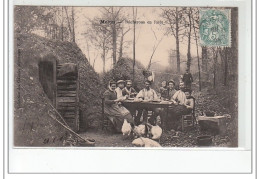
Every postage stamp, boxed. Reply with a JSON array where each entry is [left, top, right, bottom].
[[199, 9, 231, 47]]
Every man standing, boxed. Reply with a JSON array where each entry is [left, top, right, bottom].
[[182, 69, 193, 90]]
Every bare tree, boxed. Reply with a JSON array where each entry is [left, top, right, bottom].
[[85, 17, 112, 73], [100, 7, 125, 66], [191, 8, 201, 91], [161, 7, 186, 73], [218, 47, 228, 86], [132, 7, 138, 83], [147, 28, 167, 70], [211, 48, 219, 89], [71, 7, 76, 42], [201, 47, 208, 72], [64, 7, 76, 42], [118, 27, 130, 59], [92, 53, 98, 69], [185, 7, 192, 72], [61, 7, 64, 41]]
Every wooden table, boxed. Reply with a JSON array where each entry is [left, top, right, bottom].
[[122, 100, 174, 129]]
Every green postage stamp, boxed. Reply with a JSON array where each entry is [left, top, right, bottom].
[[199, 9, 231, 47]]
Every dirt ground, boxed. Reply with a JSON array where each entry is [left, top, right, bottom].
[[80, 130, 133, 147], [79, 124, 234, 148]]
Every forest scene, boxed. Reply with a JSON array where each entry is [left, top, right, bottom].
[[13, 6, 238, 147]]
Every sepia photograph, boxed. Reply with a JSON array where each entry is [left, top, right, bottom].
[[13, 6, 238, 148]]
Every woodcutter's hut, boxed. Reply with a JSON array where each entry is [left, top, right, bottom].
[[14, 34, 103, 146]]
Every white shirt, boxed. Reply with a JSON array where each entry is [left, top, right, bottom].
[[136, 88, 159, 101], [115, 87, 124, 100], [171, 90, 186, 105]]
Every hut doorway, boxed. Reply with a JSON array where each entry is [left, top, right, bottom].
[[38, 55, 79, 132], [38, 56, 57, 106]]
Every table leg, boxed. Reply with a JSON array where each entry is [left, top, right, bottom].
[[161, 107, 168, 131]]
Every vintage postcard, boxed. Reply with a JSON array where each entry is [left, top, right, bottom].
[[5, 0, 255, 174], [13, 6, 239, 148]]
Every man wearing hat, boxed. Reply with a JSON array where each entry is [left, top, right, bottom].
[[115, 80, 126, 100]]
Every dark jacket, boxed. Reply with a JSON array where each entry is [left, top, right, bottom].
[[183, 73, 193, 84]]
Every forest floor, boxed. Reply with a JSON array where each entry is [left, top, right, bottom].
[[79, 83, 238, 148]]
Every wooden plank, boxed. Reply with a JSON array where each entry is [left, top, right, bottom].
[[57, 76, 77, 80], [57, 84, 77, 88], [63, 114, 75, 118], [57, 94, 77, 97], [57, 90, 76, 94], [57, 81, 76, 85], [64, 111, 76, 115], [57, 100, 76, 104], [57, 107, 76, 111], [57, 96, 76, 102], [57, 87, 77, 91], [57, 103, 76, 107]]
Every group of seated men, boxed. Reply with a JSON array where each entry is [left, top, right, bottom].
[[113, 79, 194, 128]]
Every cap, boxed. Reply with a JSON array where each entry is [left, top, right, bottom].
[[117, 80, 125, 84]]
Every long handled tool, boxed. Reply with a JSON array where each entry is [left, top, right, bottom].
[[48, 110, 95, 146]]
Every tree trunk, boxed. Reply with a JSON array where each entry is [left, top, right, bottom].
[[111, 7, 117, 66], [61, 7, 64, 41], [71, 7, 75, 43], [64, 7, 72, 42], [192, 11, 201, 91], [112, 25, 117, 66], [202, 47, 208, 72], [175, 8, 180, 74], [93, 58, 96, 69], [133, 8, 136, 84], [224, 47, 228, 86], [213, 49, 218, 89], [102, 43, 106, 73], [186, 8, 192, 72], [119, 34, 123, 60], [228, 7, 238, 82]]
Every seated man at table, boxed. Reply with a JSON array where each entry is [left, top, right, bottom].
[[135, 80, 161, 125], [115, 80, 127, 100], [168, 82, 188, 130], [171, 82, 186, 105], [159, 80, 168, 100], [167, 80, 177, 100], [122, 80, 142, 124], [122, 80, 137, 98], [183, 90, 194, 114]]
